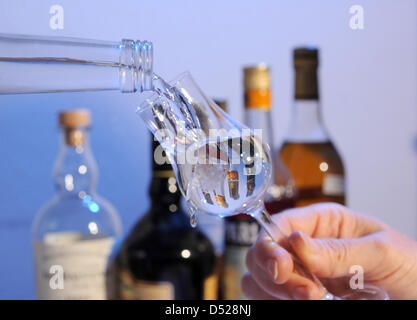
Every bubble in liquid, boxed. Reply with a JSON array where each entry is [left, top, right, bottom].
[[190, 212, 198, 228]]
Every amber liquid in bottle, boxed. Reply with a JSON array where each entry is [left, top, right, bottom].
[[280, 48, 345, 207], [280, 142, 345, 206]]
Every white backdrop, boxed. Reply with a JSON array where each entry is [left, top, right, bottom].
[[0, 0, 416, 299]]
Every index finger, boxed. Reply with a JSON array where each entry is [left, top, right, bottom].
[[263, 203, 387, 243]]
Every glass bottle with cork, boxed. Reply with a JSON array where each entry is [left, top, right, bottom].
[[32, 109, 122, 299]]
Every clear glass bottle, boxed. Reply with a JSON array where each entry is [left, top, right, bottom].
[[32, 110, 122, 300], [280, 48, 346, 207], [0, 33, 153, 94]]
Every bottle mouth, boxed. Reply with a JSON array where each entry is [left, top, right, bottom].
[[138, 40, 153, 91], [119, 39, 153, 93]]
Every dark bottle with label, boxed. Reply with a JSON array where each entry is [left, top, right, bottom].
[[112, 137, 217, 299]]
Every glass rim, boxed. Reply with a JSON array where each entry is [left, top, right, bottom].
[[136, 71, 193, 114]]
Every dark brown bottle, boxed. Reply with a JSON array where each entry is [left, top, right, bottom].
[[280, 48, 346, 207], [111, 136, 217, 299]]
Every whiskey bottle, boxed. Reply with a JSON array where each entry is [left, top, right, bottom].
[[32, 110, 122, 299], [280, 48, 346, 206], [243, 65, 297, 212]]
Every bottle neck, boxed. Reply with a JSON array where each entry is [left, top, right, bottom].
[[286, 99, 328, 142], [244, 88, 274, 147], [286, 63, 328, 143], [0, 34, 153, 94], [149, 138, 182, 213], [149, 170, 181, 212], [54, 127, 98, 196]]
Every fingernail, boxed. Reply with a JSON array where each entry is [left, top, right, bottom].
[[297, 231, 309, 244], [267, 259, 278, 281], [267, 239, 279, 249], [293, 287, 307, 300]]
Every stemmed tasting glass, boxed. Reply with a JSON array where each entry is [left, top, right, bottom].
[[137, 72, 388, 300]]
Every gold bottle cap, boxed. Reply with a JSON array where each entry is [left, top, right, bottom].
[[243, 64, 271, 110], [59, 109, 91, 128], [243, 64, 271, 90]]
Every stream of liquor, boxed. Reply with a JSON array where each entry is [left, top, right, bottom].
[[0, 56, 278, 235], [140, 74, 207, 228]]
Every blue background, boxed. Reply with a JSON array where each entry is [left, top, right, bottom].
[[0, 0, 416, 299]]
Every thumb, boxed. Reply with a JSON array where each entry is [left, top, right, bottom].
[[287, 231, 383, 278]]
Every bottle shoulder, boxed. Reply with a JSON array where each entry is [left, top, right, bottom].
[[280, 141, 344, 166], [32, 193, 121, 240], [120, 208, 215, 258]]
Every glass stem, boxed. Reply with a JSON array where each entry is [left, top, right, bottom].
[[252, 208, 335, 300]]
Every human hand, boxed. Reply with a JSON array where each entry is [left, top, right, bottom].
[[242, 203, 417, 300]]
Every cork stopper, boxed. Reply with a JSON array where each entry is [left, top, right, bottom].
[[243, 64, 271, 90], [59, 110, 91, 128], [59, 110, 90, 146]]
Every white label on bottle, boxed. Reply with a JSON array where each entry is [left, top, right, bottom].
[[34, 233, 114, 300], [223, 246, 249, 300], [222, 217, 258, 300], [322, 174, 345, 196]]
